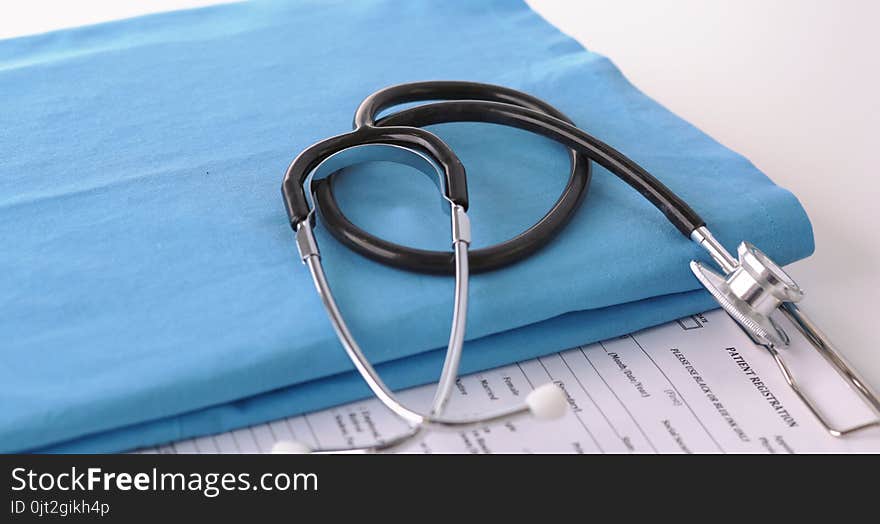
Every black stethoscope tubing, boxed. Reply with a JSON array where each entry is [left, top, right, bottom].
[[380, 101, 705, 235], [281, 124, 468, 229], [313, 81, 592, 274], [312, 82, 704, 274]]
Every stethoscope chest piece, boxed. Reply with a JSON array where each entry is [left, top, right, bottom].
[[690, 227, 880, 437], [691, 241, 803, 347]]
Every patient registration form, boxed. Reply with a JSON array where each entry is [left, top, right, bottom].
[[143, 310, 880, 453]]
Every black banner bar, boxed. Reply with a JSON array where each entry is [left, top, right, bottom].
[[2, 454, 876, 520]]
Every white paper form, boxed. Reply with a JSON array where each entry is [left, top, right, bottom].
[[142, 310, 880, 454]]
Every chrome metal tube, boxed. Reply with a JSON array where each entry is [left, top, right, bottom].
[[780, 302, 880, 435], [430, 205, 471, 415], [301, 223, 425, 427], [430, 239, 469, 415], [691, 226, 737, 274], [297, 206, 505, 452]]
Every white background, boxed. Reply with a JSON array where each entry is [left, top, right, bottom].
[[2, 1, 878, 389]]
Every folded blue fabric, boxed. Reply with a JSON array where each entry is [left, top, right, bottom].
[[0, 0, 813, 453]]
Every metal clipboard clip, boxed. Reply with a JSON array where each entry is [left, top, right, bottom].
[[689, 227, 880, 437]]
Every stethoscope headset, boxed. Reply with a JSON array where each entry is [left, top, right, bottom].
[[274, 81, 879, 453]]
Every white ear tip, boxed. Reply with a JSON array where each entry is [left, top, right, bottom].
[[526, 383, 568, 420], [271, 440, 312, 454]]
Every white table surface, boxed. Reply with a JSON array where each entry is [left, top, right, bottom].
[[3, 1, 878, 391]]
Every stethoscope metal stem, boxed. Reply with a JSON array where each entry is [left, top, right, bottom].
[[298, 221, 425, 427], [690, 226, 738, 273], [296, 203, 548, 453]]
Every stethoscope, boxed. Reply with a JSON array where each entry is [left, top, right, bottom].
[[274, 81, 880, 453]]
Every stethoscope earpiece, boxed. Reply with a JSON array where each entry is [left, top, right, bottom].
[[525, 382, 570, 421]]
